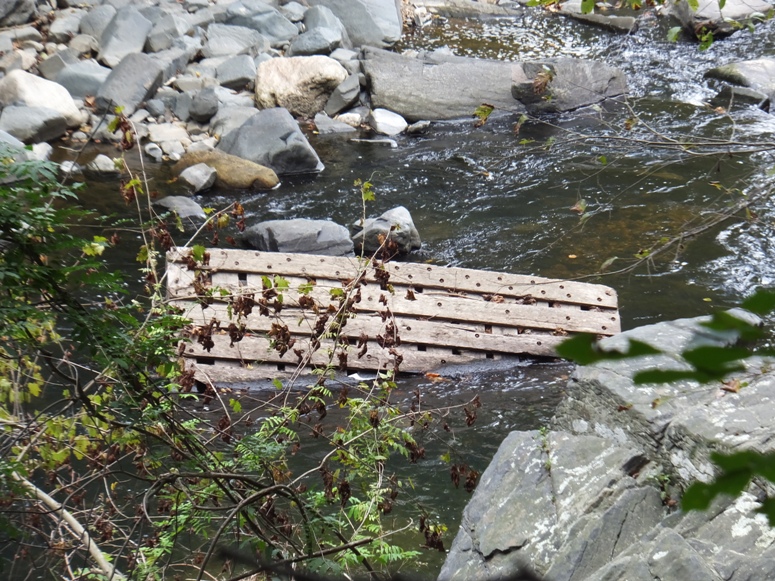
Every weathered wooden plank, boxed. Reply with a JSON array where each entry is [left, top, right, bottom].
[[166, 248, 619, 309], [181, 333, 518, 374], [175, 301, 565, 357]]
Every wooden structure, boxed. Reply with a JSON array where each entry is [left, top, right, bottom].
[[166, 247, 621, 382]]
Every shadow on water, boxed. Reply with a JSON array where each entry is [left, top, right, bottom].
[[59, 10, 775, 577]]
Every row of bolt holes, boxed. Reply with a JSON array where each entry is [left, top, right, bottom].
[[232, 259, 609, 303]]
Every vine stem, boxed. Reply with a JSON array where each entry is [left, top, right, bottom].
[[12, 472, 126, 581]]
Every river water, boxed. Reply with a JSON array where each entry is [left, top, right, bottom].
[[71, 8, 775, 577]]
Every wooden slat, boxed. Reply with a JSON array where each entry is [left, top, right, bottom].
[[181, 333, 520, 374], [166, 248, 619, 309]]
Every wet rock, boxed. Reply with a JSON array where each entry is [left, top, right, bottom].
[[710, 85, 770, 111], [154, 196, 206, 220], [173, 149, 279, 190], [368, 108, 407, 136], [559, 0, 637, 33], [0, 70, 82, 127], [241, 219, 354, 256], [97, 6, 153, 68], [148, 123, 189, 144], [0, 106, 69, 143], [314, 112, 356, 134], [56, 60, 111, 99], [307, 0, 402, 48], [201, 22, 269, 58], [0, 0, 36, 27], [225, 0, 299, 48], [85, 153, 120, 174], [255, 55, 348, 117], [178, 162, 217, 193], [335, 105, 370, 127], [351, 206, 421, 255], [217, 107, 324, 175], [668, 0, 773, 38], [324, 74, 361, 116], [362, 47, 526, 121], [144, 100, 166, 118], [706, 58, 775, 101], [411, 0, 519, 18], [95, 53, 164, 115], [511, 58, 627, 113], [216, 54, 257, 90], [144, 142, 163, 162]]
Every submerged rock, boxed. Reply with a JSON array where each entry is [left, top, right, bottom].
[[362, 47, 525, 121], [173, 149, 279, 190], [512, 58, 627, 113], [668, 0, 773, 38], [352, 206, 421, 255]]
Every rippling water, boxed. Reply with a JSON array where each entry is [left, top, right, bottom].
[[72, 9, 775, 576]]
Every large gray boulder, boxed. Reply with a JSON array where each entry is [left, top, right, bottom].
[[201, 22, 269, 58], [362, 48, 526, 122], [95, 53, 164, 115], [668, 0, 773, 38], [255, 55, 349, 118], [0, 70, 82, 127], [308, 0, 402, 48], [511, 59, 628, 114], [0, 0, 36, 27], [0, 106, 69, 143], [241, 219, 354, 256], [217, 107, 324, 175], [441, 310, 775, 581], [351, 206, 421, 255], [57, 60, 111, 99], [210, 106, 259, 140], [225, 0, 299, 48], [98, 6, 153, 68]]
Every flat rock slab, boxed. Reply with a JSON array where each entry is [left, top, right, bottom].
[[96, 53, 164, 115], [362, 47, 526, 121], [706, 58, 775, 100]]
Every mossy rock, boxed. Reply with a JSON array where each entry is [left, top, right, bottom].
[[173, 150, 279, 190]]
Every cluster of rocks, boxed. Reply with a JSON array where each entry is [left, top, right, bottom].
[[240, 204, 423, 256], [0, 1, 628, 176], [440, 310, 775, 581]]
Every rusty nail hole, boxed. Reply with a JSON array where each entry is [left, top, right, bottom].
[[505, 309, 510, 314], [266, 264, 272, 269], [497, 276, 503, 281], [566, 316, 571, 320], [439, 278, 445, 283], [437, 302, 442, 307], [541, 290, 546, 294], [611, 317, 617, 321], [566, 294, 572, 298], [427, 267, 432, 271], [597, 297, 602, 302], [530, 280, 535, 284], [537, 341, 542, 346], [475, 333, 480, 338], [560, 285, 564, 289], [286, 257, 291, 262], [441, 359, 447, 364], [509, 286, 514, 290], [408, 274, 413, 279], [602, 326, 608, 330], [465, 274, 470, 279], [406, 326, 412, 331]]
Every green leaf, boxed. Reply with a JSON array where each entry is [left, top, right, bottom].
[[687, 0, 699, 10], [581, 0, 595, 13], [191, 245, 206, 264], [136, 245, 149, 263], [273, 275, 289, 291], [556, 335, 661, 366], [667, 26, 683, 42], [229, 398, 242, 414], [741, 289, 775, 316], [718, 0, 726, 9], [682, 468, 752, 512], [298, 282, 315, 295], [272, 378, 283, 390]]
